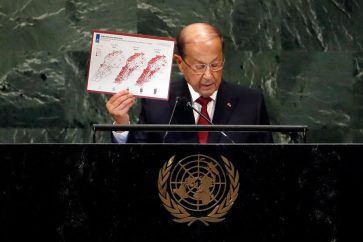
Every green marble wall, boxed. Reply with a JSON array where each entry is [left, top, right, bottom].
[[1, 0, 362, 143]]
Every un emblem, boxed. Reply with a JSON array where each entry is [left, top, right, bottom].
[[158, 154, 239, 226]]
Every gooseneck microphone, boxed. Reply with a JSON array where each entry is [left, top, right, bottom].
[[184, 99, 235, 144], [162, 96, 235, 144], [162, 96, 181, 143]]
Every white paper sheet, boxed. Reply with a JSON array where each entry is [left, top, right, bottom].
[[86, 30, 175, 100]]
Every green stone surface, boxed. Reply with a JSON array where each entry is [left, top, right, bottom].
[[1, 0, 362, 143]]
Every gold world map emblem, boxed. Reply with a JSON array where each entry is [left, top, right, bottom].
[[158, 154, 239, 226]]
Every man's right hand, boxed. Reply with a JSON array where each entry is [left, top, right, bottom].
[[106, 90, 136, 125]]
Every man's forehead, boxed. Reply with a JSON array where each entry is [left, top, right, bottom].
[[182, 25, 219, 44], [184, 33, 219, 45]]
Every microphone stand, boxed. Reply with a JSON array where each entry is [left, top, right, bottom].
[[185, 101, 235, 144], [162, 97, 180, 143]]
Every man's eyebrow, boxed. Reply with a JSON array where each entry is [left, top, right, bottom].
[[191, 56, 221, 64]]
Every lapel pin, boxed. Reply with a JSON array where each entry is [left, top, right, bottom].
[[227, 102, 232, 108]]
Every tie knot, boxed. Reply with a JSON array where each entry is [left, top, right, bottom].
[[196, 96, 211, 107]]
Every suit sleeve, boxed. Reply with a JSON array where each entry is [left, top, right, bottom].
[[126, 99, 149, 143]]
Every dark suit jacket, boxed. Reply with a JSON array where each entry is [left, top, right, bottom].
[[126, 78, 273, 143]]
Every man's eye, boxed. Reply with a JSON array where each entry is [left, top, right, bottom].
[[193, 64, 206, 70], [211, 63, 220, 68]]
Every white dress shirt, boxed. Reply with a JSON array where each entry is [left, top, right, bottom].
[[187, 84, 217, 123]]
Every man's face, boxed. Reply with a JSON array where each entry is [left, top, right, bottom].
[[175, 37, 224, 97]]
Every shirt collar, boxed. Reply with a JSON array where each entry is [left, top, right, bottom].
[[187, 83, 218, 103]]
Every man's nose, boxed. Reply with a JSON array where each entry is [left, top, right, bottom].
[[203, 65, 213, 79]]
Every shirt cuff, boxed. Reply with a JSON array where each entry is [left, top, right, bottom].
[[112, 130, 129, 143], [111, 121, 129, 143]]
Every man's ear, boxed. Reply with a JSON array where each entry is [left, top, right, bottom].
[[173, 54, 184, 72], [173, 54, 182, 64]]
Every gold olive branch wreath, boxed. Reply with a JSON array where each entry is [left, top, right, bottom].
[[158, 155, 239, 226]]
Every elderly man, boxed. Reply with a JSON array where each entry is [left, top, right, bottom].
[[106, 23, 273, 143]]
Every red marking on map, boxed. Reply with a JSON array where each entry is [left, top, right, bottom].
[[93, 50, 124, 82], [136, 55, 167, 86], [114, 53, 145, 83]]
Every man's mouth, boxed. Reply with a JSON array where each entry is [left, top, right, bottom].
[[201, 82, 214, 88]]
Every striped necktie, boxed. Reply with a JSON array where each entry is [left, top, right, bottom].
[[196, 96, 211, 144]]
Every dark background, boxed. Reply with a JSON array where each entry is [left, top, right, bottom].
[[1, 0, 362, 143]]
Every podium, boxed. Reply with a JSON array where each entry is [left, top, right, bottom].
[[0, 143, 362, 242]]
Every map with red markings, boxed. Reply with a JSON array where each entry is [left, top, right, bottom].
[[87, 30, 175, 100]]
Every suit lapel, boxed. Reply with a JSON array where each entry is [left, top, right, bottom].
[[171, 79, 195, 125], [209, 81, 236, 143], [167, 79, 198, 143]]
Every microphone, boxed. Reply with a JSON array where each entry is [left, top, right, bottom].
[[183, 99, 235, 144], [162, 96, 181, 143]]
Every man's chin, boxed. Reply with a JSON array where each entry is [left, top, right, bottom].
[[199, 89, 215, 97]]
